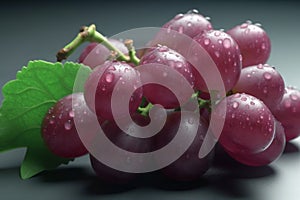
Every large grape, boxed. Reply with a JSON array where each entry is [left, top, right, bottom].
[[42, 93, 93, 158], [162, 9, 212, 38], [84, 61, 143, 121], [192, 30, 242, 92], [227, 21, 271, 68], [233, 64, 285, 109], [139, 45, 195, 109], [78, 39, 128, 69], [155, 111, 214, 182], [272, 86, 300, 141], [226, 120, 285, 166], [212, 93, 275, 154]]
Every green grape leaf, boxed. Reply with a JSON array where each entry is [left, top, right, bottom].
[[0, 60, 91, 179]]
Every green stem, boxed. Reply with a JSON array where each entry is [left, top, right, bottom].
[[124, 39, 140, 66], [56, 24, 130, 62], [138, 103, 153, 116]]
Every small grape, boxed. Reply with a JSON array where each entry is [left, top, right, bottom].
[[233, 64, 285, 109], [212, 93, 275, 154], [78, 39, 128, 69], [226, 120, 285, 166], [84, 61, 143, 121], [192, 30, 242, 92], [227, 22, 271, 68], [272, 86, 300, 141], [42, 93, 93, 158]]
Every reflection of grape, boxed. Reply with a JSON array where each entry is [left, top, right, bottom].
[[212, 93, 275, 154], [155, 111, 214, 181], [162, 9, 212, 38], [226, 120, 285, 166], [193, 30, 242, 92], [139, 45, 194, 109], [84, 61, 143, 121], [272, 87, 300, 141], [42, 93, 91, 158], [233, 64, 285, 109], [78, 39, 128, 69], [227, 22, 271, 68]]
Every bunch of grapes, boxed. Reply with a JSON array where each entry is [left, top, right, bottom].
[[42, 9, 300, 184]]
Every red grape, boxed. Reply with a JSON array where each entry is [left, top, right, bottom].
[[212, 93, 275, 154], [84, 61, 143, 121], [139, 45, 194, 109], [78, 39, 128, 69], [233, 64, 285, 109], [227, 21, 271, 68], [193, 30, 242, 92], [226, 120, 285, 166], [162, 9, 212, 38], [272, 86, 300, 141], [157, 111, 214, 181], [42, 93, 92, 158]]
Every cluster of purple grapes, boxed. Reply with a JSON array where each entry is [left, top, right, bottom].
[[42, 9, 300, 183]]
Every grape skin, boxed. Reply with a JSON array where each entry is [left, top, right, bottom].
[[233, 64, 285, 110], [272, 86, 300, 141], [192, 30, 242, 92], [226, 120, 285, 166], [227, 22, 271, 68], [42, 93, 92, 158], [155, 111, 214, 182], [212, 93, 275, 154], [139, 45, 195, 109], [84, 61, 143, 121], [162, 10, 213, 38]]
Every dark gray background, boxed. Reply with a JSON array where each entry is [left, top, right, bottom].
[[1, 0, 300, 199]]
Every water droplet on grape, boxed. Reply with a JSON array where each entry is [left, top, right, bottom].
[[246, 20, 252, 24], [204, 38, 210, 45], [245, 28, 250, 34], [247, 73, 251, 78], [205, 16, 211, 21], [49, 119, 55, 124], [232, 101, 239, 109], [187, 22, 192, 27], [290, 94, 299, 101], [255, 23, 262, 27], [263, 87, 268, 94], [214, 31, 221, 37], [64, 120, 72, 130], [240, 23, 248, 28], [178, 26, 184, 33], [260, 115, 264, 119], [231, 113, 236, 118], [241, 96, 247, 101], [214, 51, 220, 58], [261, 43, 266, 50], [263, 72, 272, 80], [163, 72, 168, 77], [69, 110, 75, 118], [218, 39, 223, 44], [174, 13, 184, 19], [257, 64, 264, 69], [158, 46, 169, 52], [105, 73, 114, 83], [223, 38, 231, 49]]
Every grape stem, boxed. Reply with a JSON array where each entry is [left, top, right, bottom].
[[56, 24, 130, 62], [138, 103, 153, 116], [124, 39, 140, 66]]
